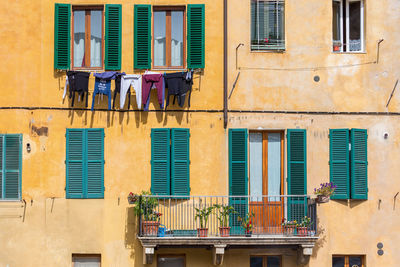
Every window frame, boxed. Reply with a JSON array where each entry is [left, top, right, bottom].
[[250, 255, 282, 267], [71, 5, 105, 70], [157, 254, 186, 267], [332, 0, 365, 53], [152, 6, 186, 70], [332, 255, 365, 267], [72, 254, 101, 267]]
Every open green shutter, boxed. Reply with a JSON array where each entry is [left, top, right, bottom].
[[105, 5, 122, 70], [86, 129, 104, 199], [329, 129, 350, 199], [171, 129, 190, 196], [54, 3, 71, 70], [151, 129, 171, 196], [134, 5, 151, 69], [3, 135, 21, 200], [0, 136, 2, 199], [187, 4, 205, 69], [351, 129, 368, 199], [229, 129, 248, 235], [287, 129, 307, 221], [66, 129, 84, 199]]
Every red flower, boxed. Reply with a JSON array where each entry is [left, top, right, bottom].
[[264, 38, 269, 43]]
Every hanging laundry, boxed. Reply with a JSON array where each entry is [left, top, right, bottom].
[[63, 71, 90, 107], [112, 72, 126, 109], [120, 74, 142, 109], [164, 71, 193, 109], [142, 73, 165, 111], [91, 71, 118, 111]]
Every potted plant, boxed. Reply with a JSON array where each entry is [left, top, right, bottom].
[[214, 204, 237, 237], [131, 190, 162, 236], [333, 41, 342, 52], [297, 216, 312, 237], [314, 182, 336, 203], [238, 211, 255, 237], [281, 218, 297, 236], [195, 206, 215, 237]]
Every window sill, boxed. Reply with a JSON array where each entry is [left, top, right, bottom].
[[250, 49, 286, 54], [0, 199, 23, 202], [332, 51, 366, 54]]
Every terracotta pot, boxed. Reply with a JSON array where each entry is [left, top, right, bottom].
[[197, 228, 208, 237], [297, 226, 308, 237], [284, 225, 296, 236], [245, 230, 252, 237], [219, 227, 230, 237], [317, 195, 330, 203], [142, 221, 160, 236]]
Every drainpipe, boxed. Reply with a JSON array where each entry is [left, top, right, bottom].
[[223, 0, 228, 129]]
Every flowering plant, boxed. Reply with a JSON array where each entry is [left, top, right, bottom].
[[314, 182, 336, 197], [297, 216, 312, 228], [130, 190, 162, 221], [128, 192, 138, 204], [281, 218, 297, 227], [238, 211, 255, 232]]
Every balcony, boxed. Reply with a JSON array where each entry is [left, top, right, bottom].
[[136, 195, 318, 265]]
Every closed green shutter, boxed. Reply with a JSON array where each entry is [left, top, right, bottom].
[[350, 129, 368, 199], [66, 129, 84, 199], [228, 129, 248, 235], [0, 136, 2, 199], [86, 129, 105, 199], [54, 3, 71, 70], [151, 129, 171, 196], [187, 4, 205, 69], [134, 5, 151, 69], [171, 129, 190, 196], [329, 129, 350, 199], [1, 135, 22, 200], [287, 129, 307, 222], [105, 5, 122, 70]]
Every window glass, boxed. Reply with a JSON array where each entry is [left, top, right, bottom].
[[158, 256, 185, 267], [74, 10, 85, 67], [332, 1, 341, 42], [73, 256, 100, 267], [349, 256, 362, 267], [267, 133, 281, 201], [171, 11, 184, 66], [267, 256, 281, 267], [332, 256, 345, 267], [154, 11, 167, 66], [249, 133, 263, 201], [90, 10, 102, 67], [349, 1, 361, 51], [250, 256, 263, 267]]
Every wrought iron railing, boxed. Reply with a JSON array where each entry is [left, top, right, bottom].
[[137, 195, 317, 238]]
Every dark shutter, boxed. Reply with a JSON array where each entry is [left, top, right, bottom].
[[171, 129, 190, 197], [3, 135, 21, 200], [86, 129, 105, 198], [134, 5, 151, 69], [54, 3, 71, 70], [105, 4, 122, 70], [187, 4, 205, 69], [0, 136, 2, 199], [151, 129, 171, 196], [329, 129, 350, 199], [350, 129, 368, 199], [66, 129, 84, 199]]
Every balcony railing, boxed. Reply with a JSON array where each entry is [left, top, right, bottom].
[[137, 195, 317, 238]]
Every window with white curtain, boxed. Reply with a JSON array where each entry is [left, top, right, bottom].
[[72, 255, 101, 267], [332, 0, 364, 52], [73, 7, 103, 69], [251, 0, 285, 51]]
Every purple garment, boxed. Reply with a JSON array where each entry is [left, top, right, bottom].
[[93, 71, 118, 80], [142, 74, 164, 111]]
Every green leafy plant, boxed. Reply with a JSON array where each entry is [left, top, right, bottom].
[[214, 204, 237, 227], [130, 190, 162, 221], [297, 216, 312, 227], [281, 218, 297, 227], [238, 211, 255, 232], [314, 182, 336, 197], [195, 206, 215, 229]]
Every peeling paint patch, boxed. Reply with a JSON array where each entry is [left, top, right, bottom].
[[31, 125, 48, 137]]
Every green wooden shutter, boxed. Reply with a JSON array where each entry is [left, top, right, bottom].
[[2, 135, 22, 200], [287, 129, 307, 222], [0, 136, 2, 199], [351, 129, 368, 199], [105, 4, 122, 70], [171, 129, 190, 197], [329, 129, 350, 199], [54, 3, 71, 70], [187, 4, 205, 69], [229, 129, 248, 235], [86, 129, 105, 199], [66, 129, 84, 199], [134, 5, 151, 69], [151, 129, 171, 196]]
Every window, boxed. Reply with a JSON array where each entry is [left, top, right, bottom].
[[329, 129, 368, 200], [66, 129, 104, 199], [332, 0, 364, 52], [0, 135, 22, 200], [157, 255, 185, 267], [332, 255, 365, 267], [250, 255, 282, 267], [151, 129, 190, 196], [251, 0, 285, 51], [54, 4, 121, 70], [72, 254, 101, 267]]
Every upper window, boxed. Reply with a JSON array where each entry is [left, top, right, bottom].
[[0, 135, 22, 200], [251, 0, 285, 51], [153, 7, 185, 68], [250, 255, 282, 267], [72, 6, 104, 69], [332, 0, 364, 52], [332, 255, 365, 267]]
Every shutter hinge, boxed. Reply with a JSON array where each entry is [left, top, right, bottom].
[[286, 178, 288, 182], [328, 134, 330, 138], [190, 187, 191, 192], [64, 160, 66, 164], [189, 160, 191, 164], [64, 187, 66, 191]]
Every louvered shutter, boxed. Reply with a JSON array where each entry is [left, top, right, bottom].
[[287, 129, 307, 222], [2, 135, 22, 200], [171, 129, 190, 197], [351, 129, 368, 199], [105, 5, 122, 70], [54, 3, 71, 70], [187, 4, 205, 69], [151, 129, 171, 196], [228, 129, 248, 235], [329, 129, 350, 199], [66, 129, 84, 198], [86, 129, 104, 199], [134, 5, 151, 69], [0, 136, 2, 199]]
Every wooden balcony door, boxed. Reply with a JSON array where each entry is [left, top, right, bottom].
[[249, 131, 284, 234]]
